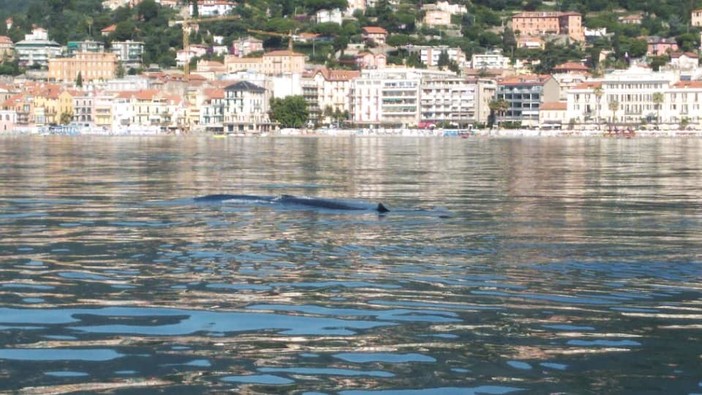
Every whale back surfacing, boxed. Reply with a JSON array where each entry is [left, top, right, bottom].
[[195, 194, 390, 213]]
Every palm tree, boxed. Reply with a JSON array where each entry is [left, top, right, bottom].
[[652, 92, 664, 125], [593, 85, 603, 126], [608, 100, 619, 124], [489, 99, 509, 128]]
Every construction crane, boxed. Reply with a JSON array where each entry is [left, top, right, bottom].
[[182, 14, 241, 76], [246, 29, 295, 52]]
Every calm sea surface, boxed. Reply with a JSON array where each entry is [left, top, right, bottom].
[[0, 136, 701, 394]]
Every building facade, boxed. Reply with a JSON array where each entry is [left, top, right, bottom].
[[111, 41, 145, 68], [511, 11, 584, 42], [225, 50, 306, 75], [496, 74, 560, 127], [48, 52, 118, 83], [222, 81, 271, 134]]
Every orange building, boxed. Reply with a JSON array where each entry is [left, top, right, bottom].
[[48, 52, 117, 83], [511, 11, 584, 42]]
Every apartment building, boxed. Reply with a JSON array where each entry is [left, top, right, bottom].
[[15, 28, 61, 67], [222, 81, 272, 134], [420, 76, 478, 128], [67, 41, 104, 55], [48, 52, 118, 83], [511, 11, 584, 42], [496, 74, 560, 127], [566, 67, 677, 125], [471, 51, 510, 69], [305, 68, 360, 122], [225, 50, 306, 75], [406, 45, 467, 68], [351, 68, 456, 127], [111, 41, 145, 68], [72, 90, 94, 123], [0, 36, 14, 59], [667, 81, 702, 125]]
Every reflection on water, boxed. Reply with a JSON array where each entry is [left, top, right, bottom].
[[0, 136, 701, 393]]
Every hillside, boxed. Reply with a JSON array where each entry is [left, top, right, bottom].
[[0, 0, 699, 74]]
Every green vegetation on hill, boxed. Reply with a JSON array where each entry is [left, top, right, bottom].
[[0, 0, 700, 74]]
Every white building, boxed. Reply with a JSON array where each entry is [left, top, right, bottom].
[[316, 9, 343, 25], [103, 76, 150, 92], [222, 81, 272, 134], [566, 67, 678, 125], [434, 1, 467, 15], [419, 76, 479, 128], [539, 101, 568, 129], [406, 45, 467, 68], [345, 0, 366, 16], [190, 0, 235, 16], [351, 68, 456, 127], [304, 68, 360, 124], [14, 28, 61, 67], [665, 81, 702, 126], [471, 51, 510, 69]]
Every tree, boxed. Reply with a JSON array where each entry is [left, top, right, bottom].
[[608, 100, 619, 123], [191, 0, 199, 18], [652, 92, 664, 124], [137, 0, 159, 22], [488, 99, 509, 128], [437, 51, 450, 70], [75, 71, 83, 87], [60, 111, 73, 125], [594, 85, 603, 125], [270, 96, 309, 128]]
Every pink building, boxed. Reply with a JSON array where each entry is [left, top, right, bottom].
[[512, 11, 584, 42], [646, 36, 678, 56], [0, 109, 16, 132]]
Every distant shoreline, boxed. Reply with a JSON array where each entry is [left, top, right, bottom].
[[2, 128, 702, 138]]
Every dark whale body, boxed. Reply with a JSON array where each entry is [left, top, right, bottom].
[[194, 194, 389, 213]]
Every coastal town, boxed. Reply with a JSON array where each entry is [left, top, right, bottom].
[[1, 0, 702, 135]]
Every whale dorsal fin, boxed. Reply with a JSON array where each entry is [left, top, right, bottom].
[[376, 203, 390, 213]]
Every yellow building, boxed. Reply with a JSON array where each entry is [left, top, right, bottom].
[[225, 50, 306, 75], [30, 85, 75, 124], [48, 52, 117, 83]]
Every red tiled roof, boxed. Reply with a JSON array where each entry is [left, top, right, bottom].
[[315, 67, 360, 81], [203, 88, 224, 100], [571, 81, 602, 90], [265, 50, 305, 57], [362, 26, 388, 35], [498, 74, 552, 86], [672, 81, 702, 88], [553, 61, 589, 72], [540, 101, 567, 110], [101, 24, 116, 33]]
